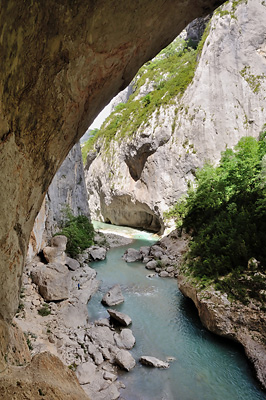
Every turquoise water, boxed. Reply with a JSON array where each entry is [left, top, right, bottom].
[[88, 223, 266, 400]]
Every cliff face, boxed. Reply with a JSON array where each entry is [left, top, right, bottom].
[[84, 0, 266, 233], [178, 274, 266, 389], [27, 142, 89, 262]]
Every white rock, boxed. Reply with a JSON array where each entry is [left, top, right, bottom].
[[107, 309, 132, 326], [75, 361, 96, 385], [102, 284, 124, 306], [114, 329, 135, 349], [122, 248, 142, 262], [115, 349, 136, 371], [89, 245, 107, 261], [139, 356, 169, 368]]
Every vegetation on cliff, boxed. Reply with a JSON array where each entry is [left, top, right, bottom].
[[81, 23, 210, 160], [56, 209, 94, 258], [167, 134, 266, 305]]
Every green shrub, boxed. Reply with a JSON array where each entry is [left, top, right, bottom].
[[56, 209, 94, 258], [38, 303, 51, 317], [167, 135, 266, 288]]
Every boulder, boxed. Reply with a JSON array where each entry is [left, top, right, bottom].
[[139, 356, 169, 369], [122, 248, 142, 262], [114, 329, 135, 350], [166, 266, 175, 273], [89, 246, 107, 261], [86, 326, 116, 348], [87, 343, 104, 365], [159, 271, 169, 278], [65, 257, 80, 271], [31, 263, 70, 301], [107, 309, 132, 327], [51, 235, 68, 251], [115, 349, 136, 371], [75, 361, 97, 385], [161, 255, 171, 265], [102, 285, 124, 306], [145, 260, 157, 270], [150, 245, 164, 257], [140, 246, 150, 257], [43, 236, 68, 264], [43, 245, 66, 265]]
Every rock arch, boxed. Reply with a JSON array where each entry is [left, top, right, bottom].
[[0, 0, 223, 324]]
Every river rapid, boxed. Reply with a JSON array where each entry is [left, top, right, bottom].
[[88, 222, 266, 400]]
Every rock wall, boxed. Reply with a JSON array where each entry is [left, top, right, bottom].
[[178, 274, 266, 389], [27, 142, 89, 262], [85, 0, 266, 233], [0, 0, 223, 324]]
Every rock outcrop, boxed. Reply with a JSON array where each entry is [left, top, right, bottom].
[[0, 352, 91, 400], [84, 0, 266, 234], [27, 142, 89, 262], [178, 274, 266, 389]]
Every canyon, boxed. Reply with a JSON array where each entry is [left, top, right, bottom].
[[1, 0, 266, 399], [84, 0, 266, 234]]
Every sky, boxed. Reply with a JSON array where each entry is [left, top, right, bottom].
[[88, 102, 113, 130]]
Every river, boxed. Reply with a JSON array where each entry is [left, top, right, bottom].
[[88, 222, 266, 400]]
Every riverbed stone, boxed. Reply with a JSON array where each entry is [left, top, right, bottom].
[[89, 246, 107, 261], [139, 356, 169, 368], [107, 309, 132, 327], [114, 329, 135, 350], [166, 266, 175, 273], [140, 246, 150, 257], [159, 271, 170, 278], [115, 349, 136, 371], [123, 248, 142, 262], [145, 260, 157, 270], [102, 284, 124, 306]]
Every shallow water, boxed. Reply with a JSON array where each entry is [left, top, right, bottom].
[[88, 223, 266, 400]]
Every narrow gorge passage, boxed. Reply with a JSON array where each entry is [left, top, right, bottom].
[[88, 223, 266, 400]]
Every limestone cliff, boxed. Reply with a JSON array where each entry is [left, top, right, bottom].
[[27, 142, 89, 261], [178, 273, 266, 389], [84, 0, 266, 233]]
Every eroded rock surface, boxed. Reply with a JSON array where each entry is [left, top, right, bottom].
[[178, 274, 266, 389]]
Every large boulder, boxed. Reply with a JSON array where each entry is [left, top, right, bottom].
[[145, 260, 157, 270], [107, 309, 132, 327], [43, 236, 68, 264], [122, 248, 142, 262], [114, 349, 136, 371], [102, 285, 124, 306], [75, 361, 96, 385], [65, 257, 80, 271], [114, 329, 135, 350], [88, 246, 107, 261], [31, 263, 71, 301]]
